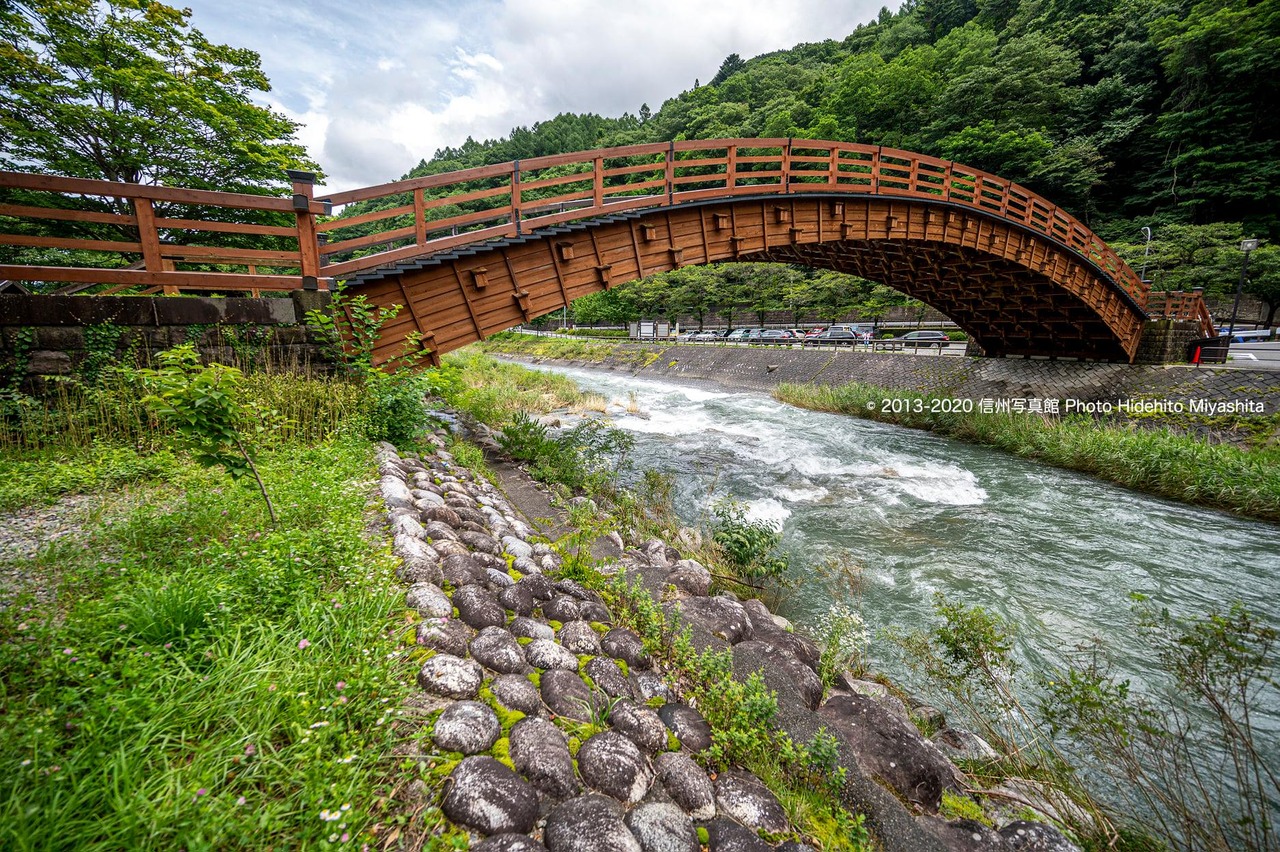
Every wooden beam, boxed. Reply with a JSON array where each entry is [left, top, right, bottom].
[[450, 264, 484, 338]]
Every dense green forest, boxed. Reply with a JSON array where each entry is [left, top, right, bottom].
[[401, 0, 1278, 236], [340, 0, 1279, 328]]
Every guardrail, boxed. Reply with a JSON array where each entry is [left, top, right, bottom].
[[0, 139, 1146, 302]]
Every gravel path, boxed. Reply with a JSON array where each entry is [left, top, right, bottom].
[[0, 494, 100, 610]]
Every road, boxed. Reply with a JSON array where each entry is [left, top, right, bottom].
[[1223, 341, 1280, 370], [516, 328, 1280, 368]]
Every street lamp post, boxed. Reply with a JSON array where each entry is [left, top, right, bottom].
[[1226, 238, 1260, 340], [1140, 226, 1153, 283]]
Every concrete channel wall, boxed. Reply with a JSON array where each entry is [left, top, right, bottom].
[[520, 343, 1280, 414]]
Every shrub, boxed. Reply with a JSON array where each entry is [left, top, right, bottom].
[[710, 499, 789, 583]]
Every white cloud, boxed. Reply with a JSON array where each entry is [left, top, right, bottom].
[[184, 0, 882, 194]]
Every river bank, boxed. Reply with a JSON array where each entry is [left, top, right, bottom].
[[376, 420, 1106, 851], [477, 335, 1280, 523], [438, 350, 1279, 851]]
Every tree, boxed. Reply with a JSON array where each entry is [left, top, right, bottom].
[[709, 52, 747, 87], [1148, 0, 1280, 231], [0, 0, 317, 191], [1243, 244, 1280, 329]]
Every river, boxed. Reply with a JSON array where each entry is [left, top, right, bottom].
[[518, 361, 1280, 769]]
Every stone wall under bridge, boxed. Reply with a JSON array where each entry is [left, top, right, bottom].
[[0, 292, 338, 393]]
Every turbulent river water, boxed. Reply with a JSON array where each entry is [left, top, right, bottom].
[[520, 360, 1280, 761]]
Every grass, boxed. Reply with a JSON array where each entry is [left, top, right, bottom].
[[440, 348, 591, 424], [774, 381, 1280, 523], [477, 333, 666, 366], [0, 357, 454, 849], [1, 370, 367, 454], [0, 437, 419, 850]]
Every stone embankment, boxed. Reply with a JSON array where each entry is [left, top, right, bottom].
[[501, 341, 1280, 416], [377, 433, 1082, 852]]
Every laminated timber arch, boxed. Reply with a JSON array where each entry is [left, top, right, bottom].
[[318, 139, 1163, 365], [354, 194, 1147, 364]]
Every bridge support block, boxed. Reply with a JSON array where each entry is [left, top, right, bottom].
[[1134, 320, 1207, 364]]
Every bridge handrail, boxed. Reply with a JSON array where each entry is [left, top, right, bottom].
[[0, 170, 328, 294], [0, 138, 1146, 304], [1146, 290, 1216, 337]]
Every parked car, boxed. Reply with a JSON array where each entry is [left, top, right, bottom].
[[690, 330, 724, 341], [724, 328, 762, 342], [881, 330, 950, 349], [808, 329, 861, 346], [804, 327, 828, 338], [675, 331, 699, 341], [757, 329, 799, 344]]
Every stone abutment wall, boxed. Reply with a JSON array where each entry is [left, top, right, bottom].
[[0, 292, 337, 392]]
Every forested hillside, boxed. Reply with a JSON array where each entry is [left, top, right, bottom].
[[343, 0, 1280, 327], [401, 0, 1277, 237]]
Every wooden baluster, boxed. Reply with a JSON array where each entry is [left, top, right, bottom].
[[288, 169, 320, 290], [727, 144, 738, 192], [414, 188, 427, 245], [665, 143, 675, 205], [781, 138, 791, 193], [593, 156, 604, 210], [828, 146, 839, 189], [512, 161, 522, 235], [131, 197, 174, 294]]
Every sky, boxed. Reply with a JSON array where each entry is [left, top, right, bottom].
[[182, 0, 886, 194]]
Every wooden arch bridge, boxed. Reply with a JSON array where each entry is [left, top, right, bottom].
[[0, 138, 1214, 363]]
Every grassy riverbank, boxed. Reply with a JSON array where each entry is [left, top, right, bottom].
[[0, 364, 445, 849], [478, 332, 662, 365], [775, 381, 1280, 523]]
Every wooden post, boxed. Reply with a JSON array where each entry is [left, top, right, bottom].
[[131, 198, 175, 294], [665, 142, 675, 205], [592, 156, 604, 209], [781, 138, 792, 193], [288, 169, 320, 290], [727, 144, 737, 191], [414, 188, 427, 245], [511, 160, 522, 235]]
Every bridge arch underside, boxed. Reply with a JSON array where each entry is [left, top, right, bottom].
[[357, 195, 1146, 365]]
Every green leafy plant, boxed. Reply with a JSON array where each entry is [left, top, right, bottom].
[[1042, 599, 1279, 852], [80, 322, 124, 385], [305, 285, 404, 376], [135, 344, 285, 523], [710, 498, 789, 584]]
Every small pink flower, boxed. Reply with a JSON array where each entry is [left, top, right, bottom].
[[268, 683, 277, 692], [341, 833, 349, 842], [335, 681, 346, 691], [336, 696, 348, 704], [298, 639, 311, 650], [196, 788, 207, 796], [244, 743, 256, 756], [236, 796, 246, 806], [62, 648, 73, 655], [163, 643, 172, 649]]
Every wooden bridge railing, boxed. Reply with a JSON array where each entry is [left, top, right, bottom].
[[0, 138, 1147, 306], [0, 169, 328, 294], [1146, 290, 1216, 337]]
